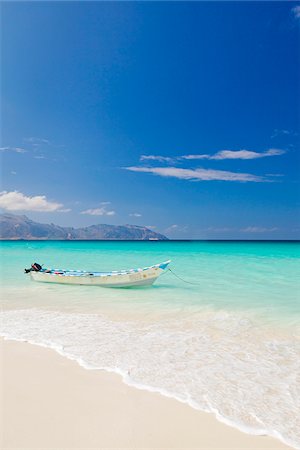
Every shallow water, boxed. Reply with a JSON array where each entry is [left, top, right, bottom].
[[1, 241, 299, 448]]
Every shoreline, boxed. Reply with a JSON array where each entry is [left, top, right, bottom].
[[0, 338, 292, 449]]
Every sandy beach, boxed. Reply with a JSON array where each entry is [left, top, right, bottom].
[[0, 338, 290, 450]]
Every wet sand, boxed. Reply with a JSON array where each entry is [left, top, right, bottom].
[[0, 339, 291, 449]]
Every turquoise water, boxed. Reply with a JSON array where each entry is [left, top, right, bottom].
[[1, 241, 299, 448], [1, 241, 299, 320]]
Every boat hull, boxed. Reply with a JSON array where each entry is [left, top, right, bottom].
[[29, 261, 170, 288]]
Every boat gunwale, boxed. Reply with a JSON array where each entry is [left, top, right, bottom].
[[32, 260, 171, 278]]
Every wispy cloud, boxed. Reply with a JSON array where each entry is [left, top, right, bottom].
[[0, 191, 69, 212], [179, 154, 209, 160], [80, 204, 115, 216], [166, 224, 179, 230], [271, 128, 298, 139], [203, 227, 234, 233], [140, 155, 174, 163], [129, 212, 142, 217], [140, 148, 285, 163], [125, 166, 270, 182], [22, 137, 66, 161], [0, 146, 27, 153], [23, 137, 50, 145], [165, 224, 188, 233], [292, 5, 300, 20], [241, 226, 279, 233], [271, 129, 292, 139], [181, 149, 285, 160]]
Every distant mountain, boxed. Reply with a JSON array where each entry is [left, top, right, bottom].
[[0, 214, 168, 240]]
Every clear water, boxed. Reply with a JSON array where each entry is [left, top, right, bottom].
[[1, 241, 299, 448]]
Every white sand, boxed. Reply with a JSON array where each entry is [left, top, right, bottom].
[[0, 339, 291, 449]]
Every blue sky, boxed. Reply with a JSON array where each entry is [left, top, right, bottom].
[[1, 1, 299, 239]]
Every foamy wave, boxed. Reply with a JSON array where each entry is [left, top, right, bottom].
[[0, 308, 299, 449]]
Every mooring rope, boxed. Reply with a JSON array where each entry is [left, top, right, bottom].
[[166, 267, 200, 285]]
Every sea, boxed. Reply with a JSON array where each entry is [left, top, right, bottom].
[[1, 240, 299, 448]]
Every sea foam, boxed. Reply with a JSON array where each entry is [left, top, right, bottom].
[[1, 307, 299, 449]]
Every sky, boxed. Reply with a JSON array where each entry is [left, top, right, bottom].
[[1, 1, 299, 239]]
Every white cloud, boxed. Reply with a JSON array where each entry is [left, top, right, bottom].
[[271, 129, 290, 139], [181, 149, 285, 160], [125, 166, 269, 182], [165, 224, 188, 234], [215, 149, 285, 160], [140, 155, 174, 163], [195, 227, 234, 234], [11, 171, 17, 175], [205, 227, 234, 232], [24, 137, 50, 145], [140, 149, 285, 163], [145, 225, 156, 229], [129, 213, 142, 217], [0, 191, 67, 212], [181, 154, 210, 160], [0, 146, 27, 153], [81, 206, 115, 216], [292, 5, 300, 19], [241, 226, 278, 233]]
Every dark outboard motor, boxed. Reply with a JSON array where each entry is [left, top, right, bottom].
[[24, 262, 42, 273]]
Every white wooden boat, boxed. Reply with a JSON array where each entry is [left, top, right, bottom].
[[28, 260, 171, 288]]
